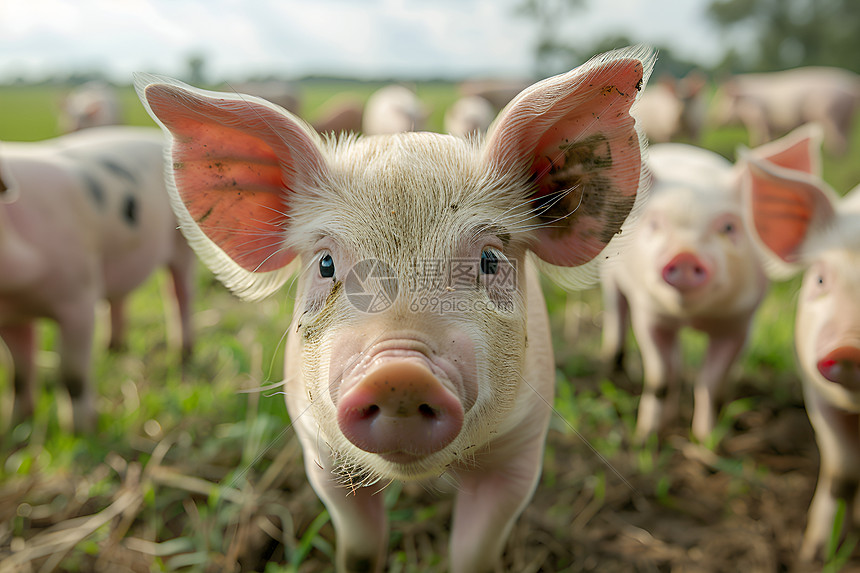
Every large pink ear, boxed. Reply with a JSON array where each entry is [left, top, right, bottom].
[[134, 74, 327, 300], [744, 154, 837, 268], [483, 46, 655, 270], [748, 123, 823, 177]]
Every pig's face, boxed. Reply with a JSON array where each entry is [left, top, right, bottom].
[[796, 249, 860, 410], [289, 134, 532, 481], [632, 183, 758, 316], [136, 46, 655, 487]]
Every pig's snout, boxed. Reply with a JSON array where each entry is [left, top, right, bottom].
[[817, 346, 860, 390], [662, 252, 710, 291], [337, 361, 464, 462]]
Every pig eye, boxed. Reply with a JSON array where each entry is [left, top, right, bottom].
[[319, 254, 335, 278], [480, 249, 499, 274], [721, 222, 735, 234]]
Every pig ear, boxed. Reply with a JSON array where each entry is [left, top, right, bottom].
[[483, 45, 655, 286], [743, 153, 838, 278], [134, 73, 327, 301], [748, 123, 823, 177]]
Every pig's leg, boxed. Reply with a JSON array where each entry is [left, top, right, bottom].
[[449, 418, 549, 572], [1, 323, 37, 423], [801, 389, 860, 561], [56, 304, 97, 432], [691, 331, 747, 442], [600, 276, 629, 373], [107, 297, 127, 352], [299, 436, 388, 572], [168, 240, 196, 362], [631, 309, 681, 441]]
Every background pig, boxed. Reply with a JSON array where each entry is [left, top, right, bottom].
[[136, 45, 655, 572], [601, 142, 772, 442], [634, 71, 707, 143], [711, 67, 860, 155], [0, 126, 195, 431], [311, 93, 365, 135], [58, 81, 123, 133], [361, 84, 426, 135], [443, 95, 495, 138], [743, 141, 860, 560]]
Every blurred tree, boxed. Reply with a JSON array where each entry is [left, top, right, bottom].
[[514, 0, 586, 77], [187, 53, 207, 85], [707, 0, 860, 72]]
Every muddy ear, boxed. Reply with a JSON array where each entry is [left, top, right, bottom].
[[748, 123, 823, 177], [134, 74, 327, 301], [483, 45, 655, 280], [743, 153, 838, 275]]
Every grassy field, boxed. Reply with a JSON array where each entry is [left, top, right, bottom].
[[0, 80, 859, 572]]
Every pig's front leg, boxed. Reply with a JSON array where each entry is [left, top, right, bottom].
[[690, 328, 748, 442], [632, 309, 681, 441], [296, 425, 388, 572], [1, 323, 37, 424], [56, 302, 97, 432], [167, 241, 196, 362], [600, 274, 630, 373], [107, 296, 127, 352], [449, 411, 550, 573], [801, 388, 860, 561]]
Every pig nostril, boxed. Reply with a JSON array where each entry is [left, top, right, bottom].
[[418, 403, 437, 418], [361, 404, 380, 419]]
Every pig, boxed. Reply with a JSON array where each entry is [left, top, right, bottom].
[[225, 80, 302, 116], [599, 130, 820, 441], [457, 78, 531, 111], [710, 67, 860, 155], [444, 95, 495, 138], [0, 126, 195, 431], [634, 71, 707, 144], [135, 45, 656, 572], [742, 131, 860, 560], [361, 84, 426, 135], [59, 81, 123, 133], [311, 94, 365, 135]]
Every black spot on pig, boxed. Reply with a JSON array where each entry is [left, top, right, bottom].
[[80, 171, 106, 208], [99, 158, 137, 184], [123, 194, 138, 226]]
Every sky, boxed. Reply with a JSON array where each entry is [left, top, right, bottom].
[[0, 0, 732, 83]]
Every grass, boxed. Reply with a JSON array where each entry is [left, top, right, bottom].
[[0, 79, 859, 571]]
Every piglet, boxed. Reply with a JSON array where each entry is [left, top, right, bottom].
[[0, 126, 195, 431], [600, 127, 820, 442], [136, 46, 655, 572], [742, 128, 860, 560], [361, 84, 426, 135]]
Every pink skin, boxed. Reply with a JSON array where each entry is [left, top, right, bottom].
[[336, 351, 468, 462], [743, 140, 860, 560], [138, 47, 653, 572], [317, 309, 483, 477], [661, 252, 711, 291], [0, 126, 195, 431]]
